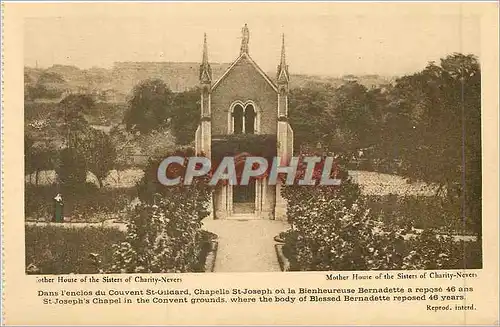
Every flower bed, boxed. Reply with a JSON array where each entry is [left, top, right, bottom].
[[25, 224, 218, 274], [277, 226, 481, 271], [109, 197, 212, 273], [280, 166, 482, 271], [25, 225, 126, 274], [109, 148, 215, 273], [363, 194, 475, 235]]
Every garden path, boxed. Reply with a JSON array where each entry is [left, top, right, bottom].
[[202, 219, 289, 272]]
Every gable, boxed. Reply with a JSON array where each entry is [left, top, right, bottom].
[[209, 54, 279, 136], [211, 54, 278, 93]]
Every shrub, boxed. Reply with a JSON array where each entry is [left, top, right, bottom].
[[400, 230, 482, 270], [282, 155, 361, 227], [57, 148, 88, 190], [110, 148, 214, 273], [282, 196, 482, 271], [281, 158, 481, 271], [136, 147, 213, 218], [364, 194, 471, 234], [109, 197, 209, 273]]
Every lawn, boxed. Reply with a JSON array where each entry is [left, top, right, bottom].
[[348, 170, 437, 196]]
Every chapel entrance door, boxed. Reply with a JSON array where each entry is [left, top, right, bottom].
[[232, 179, 256, 214]]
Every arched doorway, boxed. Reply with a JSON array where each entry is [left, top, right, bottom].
[[232, 152, 256, 214], [233, 179, 256, 214]]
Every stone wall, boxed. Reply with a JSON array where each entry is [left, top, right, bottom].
[[211, 56, 278, 136]]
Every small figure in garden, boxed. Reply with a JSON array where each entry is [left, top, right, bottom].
[[53, 193, 64, 223]]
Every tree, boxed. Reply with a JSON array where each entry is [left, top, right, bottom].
[[326, 82, 378, 153], [288, 86, 334, 151], [289, 82, 381, 155], [25, 135, 58, 185], [388, 54, 480, 188], [57, 147, 88, 190], [81, 129, 116, 188], [61, 125, 117, 189], [58, 94, 96, 154], [56, 94, 116, 189], [381, 53, 481, 236], [37, 71, 66, 84], [30, 71, 66, 100], [170, 88, 200, 145], [124, 79, 174, 133], [59, 94, 95, 129]]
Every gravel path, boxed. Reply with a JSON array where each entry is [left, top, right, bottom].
[[202, 219, 289, 272]]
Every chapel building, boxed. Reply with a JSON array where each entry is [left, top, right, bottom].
[[195, 24, 293, 220]]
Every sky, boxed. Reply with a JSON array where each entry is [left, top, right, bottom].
[[24, 4, 481, 77]]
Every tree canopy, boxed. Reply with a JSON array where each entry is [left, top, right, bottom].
[[287, 53, 481, 235], [124, 79, 174, 133], [170, 88, 200, 145]]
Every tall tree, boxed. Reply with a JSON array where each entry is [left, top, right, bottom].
[[170, 88, 200, 145], [289, 82, 381, 155], [124, 79, 174, 133], [25, 135, 58, 185], [288, 86, 333, 151], [383, 53, 481, 235], [59, 94, 96, 137], [80, 129, 117, 188], [326, 82, 377, 153]]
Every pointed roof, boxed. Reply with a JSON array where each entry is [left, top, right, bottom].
[[199, 33, 212, 84], [211, 52, 278, 92], [212, 25, 281, 92], [277, 33, 289, 83]]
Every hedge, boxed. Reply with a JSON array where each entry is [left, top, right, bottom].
[[281, 165, 482, 271], [364, 194, 474, 235], [25, 225, 125, 274], [109, 147, 214, 273], [25, 184, 137, 222]]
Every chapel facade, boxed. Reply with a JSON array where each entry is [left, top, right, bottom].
[[195, 24, 293, 220]]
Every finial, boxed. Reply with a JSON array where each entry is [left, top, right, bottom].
[[200, 33, 212, 84], [202, 33, 208, 64], [280, 33, 286, 66], [240, 24, 250, 55], [277, 33, 289, 83]]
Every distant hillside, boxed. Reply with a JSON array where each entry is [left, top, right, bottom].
[[25, 63, 395, 103], [111, 62, 231, 96]]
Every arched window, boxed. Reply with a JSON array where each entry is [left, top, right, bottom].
[[230, 101, 259, 134], [233, 104, 244, 134], [245, 105, 256, 134]]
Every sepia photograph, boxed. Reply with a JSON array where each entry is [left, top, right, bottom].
[[23, 9, 483, 275]]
